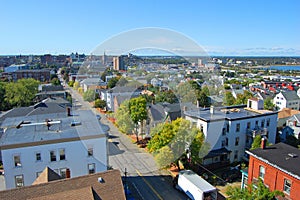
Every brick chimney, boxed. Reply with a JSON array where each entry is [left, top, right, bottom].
[[261, 137, 266, 149]]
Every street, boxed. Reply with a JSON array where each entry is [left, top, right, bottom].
[[67, 85, 187, 200]]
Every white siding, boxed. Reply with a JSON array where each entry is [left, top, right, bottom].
[[2, 137, 107, 189]]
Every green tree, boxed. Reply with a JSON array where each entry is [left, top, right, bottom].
[[73, 81, 80, 90], [224, 91, 236, 106], [129, 96, 148, 142], [155, 91, 178, 104], [147, 118, 206, 169], [226, 179, 283, 200], [235, 90, 253, 105], [197, 90, 210, 107], [285, 135, 300, 148], [51, 78, 61, 86], [201, 85, 210, 96], [5, 78, 40, 107], [117, 77, 129, 86], [251, 135, 262, 150], [115, 100, 135, 134], [94, 99, 106, 109], [101, 68, 112, 82], [176, 81, 199, 103], [155, 146, 175, 168], [107, 77, 120, 88], [148, 123, 175, 152], [0, 82, 8, 110], [251, 135, 270, 150], [68, 80, 74, 87], [264, 97, 275, 110], [83, 89, 96, 102]]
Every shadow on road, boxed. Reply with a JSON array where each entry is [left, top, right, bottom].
[[123, 175, 187, 200], [109, 141, 125, 156]]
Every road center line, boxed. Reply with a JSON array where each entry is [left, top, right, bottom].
[[136, 169, 163, 200]]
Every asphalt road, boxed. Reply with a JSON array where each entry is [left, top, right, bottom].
[[66, 85, 187, 200]]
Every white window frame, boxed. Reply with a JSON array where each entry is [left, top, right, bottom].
[[259, 165, 265, 180], [88, 147, 94, 157], [284, 179, 291, 195], [59, 148, 66, 160], [88, 163, 95, 174], [35, 152, 41, 162], [13, 155, 22, 167], [15, 174, 24, 187], [50, 150, 56, 162]]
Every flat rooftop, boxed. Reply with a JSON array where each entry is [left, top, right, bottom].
[[0, 110, 109, 148], [184, 106, 277, 122]]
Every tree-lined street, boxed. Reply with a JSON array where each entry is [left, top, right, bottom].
[[66, 84, 186, 199]]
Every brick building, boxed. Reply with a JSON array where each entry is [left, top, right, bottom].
[[242, 142, 300, 200], [12, 69, 50, 82]]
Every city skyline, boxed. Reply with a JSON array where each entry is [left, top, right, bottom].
[[1, 0, 299, 56]]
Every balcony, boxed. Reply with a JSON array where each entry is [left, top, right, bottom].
[[246, 127, 268, 138]]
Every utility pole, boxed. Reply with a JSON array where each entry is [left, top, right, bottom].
[[124, 168, 128, 197]]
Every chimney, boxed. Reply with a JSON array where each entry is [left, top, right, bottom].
[[66, 168, 70, 178], [261, 137, 266, 149], [197, 100, 200, 108], [210, 106, 214, 115], [67, 107, 71, 116]]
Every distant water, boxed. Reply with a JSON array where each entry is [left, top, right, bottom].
[[267, 65, 300, 71]]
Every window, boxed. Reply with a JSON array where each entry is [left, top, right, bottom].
[[88, 148, 93, 157], [222, 140, 226, 147], [60, 168, 67, 178], [284, 179, 291, 194], [36, 171, 42, 178], [247, 122, 251, 129], [225, 137, 228, 146], [255, 121, 258, 126], [226, 124, 229, 132], [236, 123, 240, 132], [200, 125, 204, 133], [88, 163, 95, 174], [234, 150, 238, 160], [50, 150, 56, 162], [14, 155, 21, 167], [59, 149, 65, 160], [259, 166, 265, 180], [222, 128, 226, 136], [15, 175, 24, 187], [266, 119, 270, 127], [36, 152, 41, 161], [235, 137, 239, 146], [261, 120, 265, 128]]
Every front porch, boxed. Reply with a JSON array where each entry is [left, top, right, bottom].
[[202, 148, 231, 170]]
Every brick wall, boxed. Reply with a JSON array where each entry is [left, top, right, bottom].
[[248, 156, 300, 199]]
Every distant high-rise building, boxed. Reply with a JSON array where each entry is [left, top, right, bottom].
[[113, 56, 125, 71], [102, 51, 107, 65]]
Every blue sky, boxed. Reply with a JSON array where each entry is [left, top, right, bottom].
[[0, 0, 299, 56]]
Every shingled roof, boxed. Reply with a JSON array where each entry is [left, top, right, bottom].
[[247, 143, 300, 180], [0, 169, 125, 200], [280, 91, 300, 101]]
